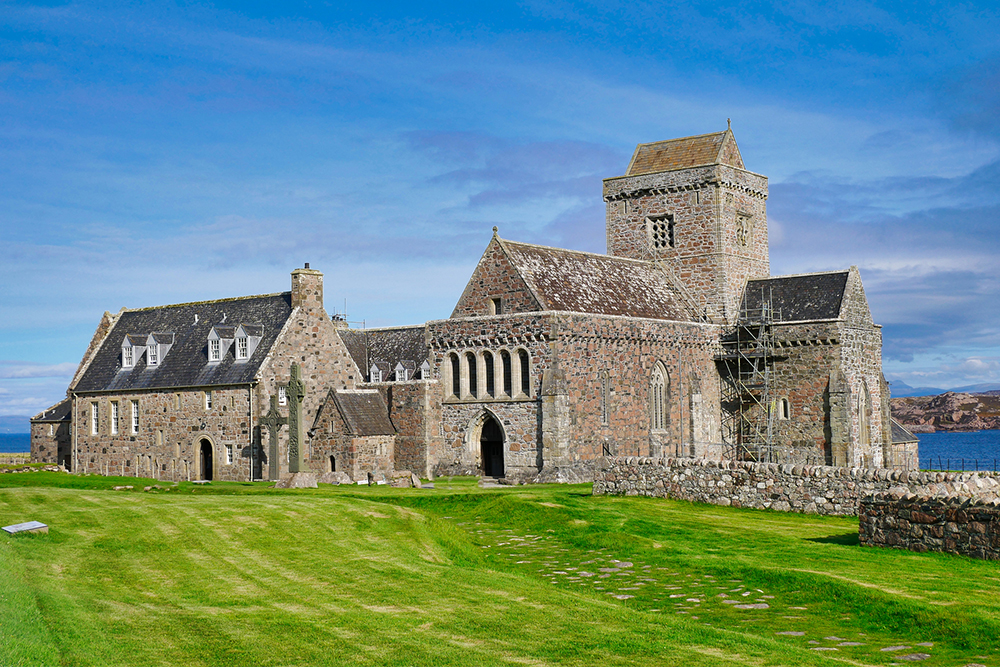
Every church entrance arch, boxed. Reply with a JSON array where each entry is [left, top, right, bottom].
[[198, 438, 214, 481], [465, 410, 506, 478], [480, 415, 505, 478]]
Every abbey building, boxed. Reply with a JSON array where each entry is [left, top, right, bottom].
[[31, 128, 918, 481]]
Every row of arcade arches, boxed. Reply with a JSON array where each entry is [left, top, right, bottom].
[[448, 349, 531, 400]]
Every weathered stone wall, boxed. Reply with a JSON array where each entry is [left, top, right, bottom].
[[767, 322, 840, 465], [450, 238, 541, 318], [860, 494, 1000, 560], [381, 380, 441, 479], [31, 422, 71, 468], [593, 456, 1000, 516], [428, 313, 550, 477], [603, 164, 769, 323], [73, 385, 254, 481], [553, 313, 722, 463]]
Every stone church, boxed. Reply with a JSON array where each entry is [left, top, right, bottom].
[[32, 127, 918, 481]]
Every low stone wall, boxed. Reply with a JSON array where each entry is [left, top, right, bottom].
[[860, 493, 1000, 560], [592, 456, 1000, 516]]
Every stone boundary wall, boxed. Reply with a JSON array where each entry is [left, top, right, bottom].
[[592, 456, 1000, 516], [860, 493, 1000, 560]]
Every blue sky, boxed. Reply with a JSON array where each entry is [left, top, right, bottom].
[[2, 0, 1000, 418]]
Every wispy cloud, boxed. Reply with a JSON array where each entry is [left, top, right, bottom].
[[0, 361, 77, 380]]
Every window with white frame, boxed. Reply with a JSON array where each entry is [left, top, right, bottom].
[[278, 386, 287, 406], [225, 444, 233, 465], [131, 400, 139, 434], [148, 343, 158, 366], [91, 403, 99, 434], [110, 402, 119, 435], [123, 346, 134, 367], [209, 339, 221, 362], [205, 391, 213, 410], [236, 337, 248, 360]]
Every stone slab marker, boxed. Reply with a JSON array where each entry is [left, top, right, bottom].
[[3, 521, 48, 535], [260, 394, 287, 481]]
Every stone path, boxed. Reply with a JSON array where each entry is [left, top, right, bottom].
[[454, 519, 996, 666]]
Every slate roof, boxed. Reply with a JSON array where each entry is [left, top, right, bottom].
[[333, 390, 396, 436], [891, 417, 919, 445], [626, 130, 742, 175], [500, 239, 691, 321], [73, 293, 293, 392], [338, 326, 429, 379], [742, 272, 849, 323], [31, 398, 72, 423]]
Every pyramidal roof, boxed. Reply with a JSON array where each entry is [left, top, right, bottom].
[[626, 128, 744, 176]]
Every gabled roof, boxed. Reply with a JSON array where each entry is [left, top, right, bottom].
[[338, 326, 428, 379], [499, 239, 692, 321], [31, 398, 72, 423], [73, 293, 293, 392], [333, 390, 396, 436], [626, 129, 744, 176], [891, 417, 918, 445], [742, 272, 850, 322]]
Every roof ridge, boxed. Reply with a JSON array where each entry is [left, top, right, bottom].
[[501, 238, 656, 267], [634, 130, 727, 151], [750, 269, 850, 281], [359, 324, 426, 332], [124, 291, 289, 313]]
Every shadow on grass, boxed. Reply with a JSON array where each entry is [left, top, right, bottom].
[[806, 532, 860, 546]]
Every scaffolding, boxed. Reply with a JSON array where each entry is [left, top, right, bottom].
[[716, 290, 780, 462]]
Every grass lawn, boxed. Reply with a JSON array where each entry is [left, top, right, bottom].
[[1, 473, 998, 666]]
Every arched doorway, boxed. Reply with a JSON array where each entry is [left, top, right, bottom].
[[480, 416, 504, 478], [199, 439, 213, 481]]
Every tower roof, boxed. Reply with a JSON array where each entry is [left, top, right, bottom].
[[625, 128, 744, 176]]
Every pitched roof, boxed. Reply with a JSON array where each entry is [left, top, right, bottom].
[[73, 293, 293, 392], [338, 326, 428, 379], [890, 417, 918, 445], [333, 390, 396, 436], [626, 129, 744, 176], [499, 239, 692, 321], [31, 398, 72, 423], [742, 272, 850, 322]]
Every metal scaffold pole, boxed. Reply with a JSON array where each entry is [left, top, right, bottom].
[[716, 288, 779, 462]]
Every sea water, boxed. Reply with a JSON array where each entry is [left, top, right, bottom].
[[918, 431, 1000, 472], [0, 433, 30, 453]]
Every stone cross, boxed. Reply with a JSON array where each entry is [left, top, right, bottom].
[[286, 363, 307, 473], [260, 394, 287, 481]]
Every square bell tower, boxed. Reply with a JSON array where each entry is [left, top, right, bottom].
[[602, 126, 769, 324]]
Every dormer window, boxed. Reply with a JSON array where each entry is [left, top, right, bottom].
[[370, 364, 382, 383], [208, 325, 234, 363], [123, 346, 134, 367], [419, 360, 431, 379], [209, 339, 221, 362], [232, 324, 262, 362], [145, 332, 173, 367], [395, 363, 408, 382], [148, 343, 159, 366]]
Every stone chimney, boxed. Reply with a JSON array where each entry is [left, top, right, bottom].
[[291, 264, 324, 313]]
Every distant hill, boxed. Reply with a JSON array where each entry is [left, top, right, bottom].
[[0, 415, 30, 434], [891, 392, 1000, 432], [888, 381, 1000, 398]]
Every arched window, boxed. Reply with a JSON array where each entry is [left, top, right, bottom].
[[449, 354, 460, 397], [484, 351, 495, 397], [518, 349, 530, 396], [466, 352, 478, 398], [650, 363, 669, 431], [501, 351, 512, 397], [779, 397, 790, 420]]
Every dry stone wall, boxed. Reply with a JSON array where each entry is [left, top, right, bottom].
[[860, 493, 1000, 560], [593, 456, 1000, 516]]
